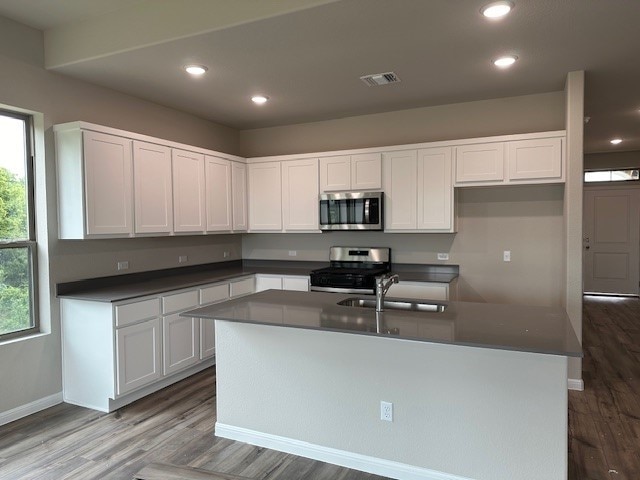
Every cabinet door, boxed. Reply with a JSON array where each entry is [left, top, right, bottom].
[[172, 149, 206, 233], [283, 276, 309, 291], [507, 138, 563, 182], [282, 158, 319, 231], [133, 141, 173, 234], [383, 150, 418, 230], [248, 162, 282, 231], [116, 318, 162, 395], [455, 143, 505, 184], [320, 155, 351, 192], [205, 155, 232, 232], [351, 153, 382, 190], [231, 162, 248, 231], [417, 147, 454, 231], [83, 131, 133, 236], [256, 275, 283, 292], [163, 313, 200, 375]]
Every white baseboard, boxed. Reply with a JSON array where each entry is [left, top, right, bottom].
[[0, 392, 63, 427], [568, 378, 584, 391], [215, 423, 475, 480]]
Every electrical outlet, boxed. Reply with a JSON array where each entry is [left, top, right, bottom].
[[437, 253, 449, 261], [288, 250, 297, 257], [117, 261, 129, 271], [380, 401, 393, 422], [503, 250, 511, 262], [178, 255, 188, 264], [223, 251, 230, 258]]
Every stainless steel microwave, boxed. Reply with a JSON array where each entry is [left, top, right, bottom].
[[319, 191, 384, 231]]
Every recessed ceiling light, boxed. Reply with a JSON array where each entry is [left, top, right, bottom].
[[481, 1, 514, 18], [251, 95, 269, 105], [184, 65, 208, 76], [610, 138, 623, 145], [493, 55, 518, 68], [480, 2, 513, 18]]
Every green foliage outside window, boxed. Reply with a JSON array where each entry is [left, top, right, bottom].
[[0, 166, 31, 335]]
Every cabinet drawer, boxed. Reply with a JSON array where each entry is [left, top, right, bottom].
[[230, 277, 255, 297], [200, 283, 229, 305], [115, 298, 159, 327], [256, 275, 283, 292], [283, 276, 309, 291], [162, 289, 199, 314]]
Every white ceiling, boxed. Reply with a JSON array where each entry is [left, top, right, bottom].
[[0, 0, 639, 154]]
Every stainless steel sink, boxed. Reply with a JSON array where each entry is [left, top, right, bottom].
[[337, 297, 447, 312]]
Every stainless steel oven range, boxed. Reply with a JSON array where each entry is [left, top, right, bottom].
[[309, 246, 391, 295]]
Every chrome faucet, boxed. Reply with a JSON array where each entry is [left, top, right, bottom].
[[375, 274, 399, 312]]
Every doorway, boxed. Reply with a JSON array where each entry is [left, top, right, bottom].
[[583, 186, 640, 295]]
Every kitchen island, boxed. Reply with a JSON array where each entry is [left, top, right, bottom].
[[184, 290, 581, 480]]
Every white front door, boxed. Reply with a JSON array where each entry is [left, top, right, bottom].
[[583, 186, 640, 295]]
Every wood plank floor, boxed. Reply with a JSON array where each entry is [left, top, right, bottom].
[[569, 296, 640, 480], [0, 296, 638, 480]]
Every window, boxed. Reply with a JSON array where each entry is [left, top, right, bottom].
[[584, 169, 639, 183], [0, 110, 37, 340]]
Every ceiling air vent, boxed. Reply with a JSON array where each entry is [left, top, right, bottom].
[[360, 71, 401, 87]]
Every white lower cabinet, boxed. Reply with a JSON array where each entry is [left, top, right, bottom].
[[116, 318, 162, 395], [255, 274, 310, 292], [230, 276, 256, 297], [162, 313, 200, 375]]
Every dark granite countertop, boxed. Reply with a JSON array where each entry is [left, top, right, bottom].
[[56, 260, 459, 303], [184, 290, 582, 358]]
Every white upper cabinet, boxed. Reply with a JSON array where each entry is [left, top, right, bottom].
[[55, 129, 134, 238], [83, 132, 134, 236], [172, 149, 206, 233], [507, 137, 563, 183], [455, 143, 505, 185], [55, 122, 246, 240], [231, 162, 248, 231], [351, 153, 382, 190], [319, 153, 381, 192], [248, 162, 282, 231], [417, 147, 454, 231], [454, 136, 564, 186], [282, 158, 319, 231], [319, 155, 351, 192], [384, 147, 455, 233], [383, 150, 418, 230], [133, 141, 173, 234], [204, 155, 232, 232]]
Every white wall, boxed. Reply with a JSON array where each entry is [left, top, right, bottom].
[[244, 184, 565, 307], [0, 16, 242, 416], [216, 321, 569, 480], [239, 91, 565, 157], [585, 150, 640, 170]]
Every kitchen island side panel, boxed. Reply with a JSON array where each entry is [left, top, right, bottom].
[[215, 320, 568, 480]]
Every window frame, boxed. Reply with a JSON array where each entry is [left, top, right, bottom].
[[584, 168, 640, 183], [0, 109, 38, 341]]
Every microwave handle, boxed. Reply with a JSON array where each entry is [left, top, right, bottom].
[[364, 198, 370, 224]]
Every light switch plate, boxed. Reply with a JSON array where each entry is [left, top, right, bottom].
[[503, 250, 511, 262]]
